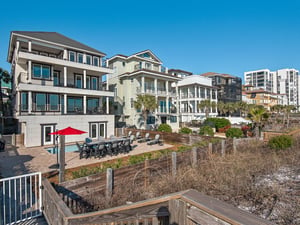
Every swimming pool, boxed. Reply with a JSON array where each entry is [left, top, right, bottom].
[[46, 144, 80, 154]]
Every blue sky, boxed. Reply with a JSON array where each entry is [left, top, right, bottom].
[[1, 0, 300, 81]]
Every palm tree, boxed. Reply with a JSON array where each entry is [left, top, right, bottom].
[[237, 101, 248, 117], [198, 100, 212, 118], [224, 102, 236, 117], [217, 101, 226, 116], [270, 104, 283, 124], [248, 106, 269, 137], [134, 94, 157, 129], [282, 105, 295, 128], [0, 68, 11, 116]]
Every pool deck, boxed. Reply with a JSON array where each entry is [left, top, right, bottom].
[[0, 141, 173, 178]]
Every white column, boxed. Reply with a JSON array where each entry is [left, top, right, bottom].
[[83, 96, 87, 114], [63, 49, 68, 60], [187, 87, 190, 112], [27, 61, 32, 83], [64, 94, 67, 114], [83, 70, 86, 89], [64, 67, 67, 87], [141, 76, 145, 93], [176, 84, 179, 114], [154, 78, 157, 95], [28, 91, 32, 114], [106, 97, 109, 114], [179, 88, 182, 113], [166, 81, 169, 95], [28, 41, 32, 52]]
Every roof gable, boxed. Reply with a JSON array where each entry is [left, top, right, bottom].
[[11, 31, 105, 56], [133, 50, 161, 63]]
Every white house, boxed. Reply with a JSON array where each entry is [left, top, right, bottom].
[[7, 31, 115, 147]]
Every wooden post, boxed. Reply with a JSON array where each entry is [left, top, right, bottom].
[[192, 147, 197, 167], [233, 137, 237, 154], [144, 159, 149, 188], [221, 140, 225, 157], [106, 168, 113, 199], [172, 152, 177, 177], [59, 135, 65, 183], [208, 143, 212, 158]]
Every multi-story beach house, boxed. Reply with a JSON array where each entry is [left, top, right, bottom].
[[200, 72, 242, 103], [244, 68, 300, 107], [177, 75, 218, 122], [107, 50, 181, 130], [7, 31, 115, 147]]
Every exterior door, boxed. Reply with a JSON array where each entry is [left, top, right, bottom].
[[43, 125, 54, 145]]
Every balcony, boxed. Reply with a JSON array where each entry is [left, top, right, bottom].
[[18, 51, 113, 74], [133, 63, 161, 73]]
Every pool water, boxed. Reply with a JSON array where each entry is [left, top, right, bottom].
[[46, 144, 80, 154]]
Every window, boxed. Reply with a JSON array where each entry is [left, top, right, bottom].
[[49, 94, 59, 111], [86, 76, 90, 89], [53, 71, 60, 86], [77, 53, 83, 63], [67, 97, 83, 113], [32, 64, 51, 79], [87, 98, 99, 113], [21, 92, 28, 111], [35, 93, 47, 111], [122, 61, 126, 66], [89, 122, 106, 138], [91, 77, 98, 90], [170, 116, 177, 123], [206, 89, 211, 99], [93, 56, 99, 66], [69, 51, 76, 62], [75, 75, 83, 88], [160, 101, 166, 113], [86, 55, 92, 65], [200, 88, 205, 98], [147, 116, 155, 124], [212, 90, 216, 99]]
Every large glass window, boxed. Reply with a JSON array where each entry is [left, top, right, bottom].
[[35, 93, 46, 111], [53, 71, 60, 86], [93, 56, 99, 66], [67, 97, 83, 113], [32, 64, 51, 79], [91, 77, 98, 90], [49, 94, 59, 111], [200, 88, 205, 98], [69, 51, 76, 62], [86, 55, 92, 65], [75, 75, 83, 88], [77, 53, 83, 63], [21, 92, 28, 111], [160, 101, 166, 113], [170, 116, 177, 123], [87, 98, 99, 113], [86, 76, 90, 89]]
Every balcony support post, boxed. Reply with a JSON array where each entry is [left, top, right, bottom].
[[83, 70, 86, 89], [28, 91, 32, 114], [83, 95, 86, 114], [63, 67, 67, 87], [64, 94, 67, 114]]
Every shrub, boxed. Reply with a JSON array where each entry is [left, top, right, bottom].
[[218, 125, 231, 133], [157, 124, 172, 133], [268, 135, 293, 150], [202, 118, 231, 131], [179, 127, 192, 134], [199, 126, 214, 136], [225, 128, 244, 138]]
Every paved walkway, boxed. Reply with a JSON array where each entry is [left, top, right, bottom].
[[0, 141, 173, 178]]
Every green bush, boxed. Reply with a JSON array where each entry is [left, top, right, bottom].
[[199, 126, 214, 136], [268, 135, 293, 150], [225, 128, 243, 138], [202, 118, 231, 131], [179, 127, 192, 134], [157, 124, 172, 133]]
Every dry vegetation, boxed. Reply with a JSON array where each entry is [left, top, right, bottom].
[[70, 138, 300, 225]]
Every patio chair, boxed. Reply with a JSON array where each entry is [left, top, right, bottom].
[[135, 131, 142, 140], [119, 138, 131, 153], [77, 142, 90, 159], [147, 134, 164, 146], [127, 131, 132, 138], [130, 135, 135, 144], [137, 133, 151, 143], [95, 142, 106, 158]]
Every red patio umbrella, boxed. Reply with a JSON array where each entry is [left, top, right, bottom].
[[49, 126, 87, 183], [49, 126, 87, 135]]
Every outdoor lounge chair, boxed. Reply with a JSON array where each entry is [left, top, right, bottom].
[[135, 131, 142, 140], [137, 133, 151, 143], [127, 131, 132, 138], [147, 134, 164, 146]]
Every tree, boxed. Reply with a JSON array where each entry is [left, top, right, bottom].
[[134, 94, 157, 129], [224, 102, 236, 117], [282, 105, 295, 128], [198, 100, 212, 118], [237, 101, 248, 117], [248, 106, 269, 137], [0, 68, 11, 116], [217, 101, 226, 116]]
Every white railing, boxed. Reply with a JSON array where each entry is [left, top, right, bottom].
[[0, 172, 42, 225]]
